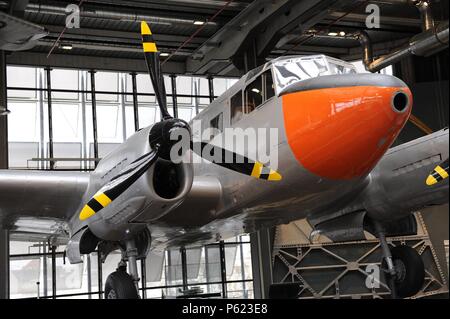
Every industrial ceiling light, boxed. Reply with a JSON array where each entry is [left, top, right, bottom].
[[339, 31, 346, 37], [193, 20, 205, 25], [60, 43, 73, 50], [160, 52, 170, 57], [328, 32, 338, 36]]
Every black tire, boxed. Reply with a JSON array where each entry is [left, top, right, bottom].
[[383, 245, 425, 298], [104, 270, 139, 299]]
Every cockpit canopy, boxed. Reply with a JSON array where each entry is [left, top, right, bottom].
[[271, 55, 357, 95]]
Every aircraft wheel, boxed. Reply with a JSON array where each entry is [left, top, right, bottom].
[[383, 245, 425, 298], [105, 270, 139, 299]]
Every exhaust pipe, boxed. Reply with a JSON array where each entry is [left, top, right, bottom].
[[358, 0, 448, 73]]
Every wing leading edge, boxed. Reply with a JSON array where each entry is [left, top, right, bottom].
[[0, 170, 90, 238]]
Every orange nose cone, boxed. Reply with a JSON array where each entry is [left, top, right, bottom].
[[282, 85, 412, 180]]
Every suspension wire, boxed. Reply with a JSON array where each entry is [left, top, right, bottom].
[[162, 0, 235, 65], [46, 0, 86, 58]]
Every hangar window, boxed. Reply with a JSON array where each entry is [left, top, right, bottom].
[[230, 91, 243, 125]]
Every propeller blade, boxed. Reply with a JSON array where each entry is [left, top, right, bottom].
[[426, 158, 449, 186], [191, 142, 282, 181], [141, 21, 171, 120], [79, 148, 160, 221]]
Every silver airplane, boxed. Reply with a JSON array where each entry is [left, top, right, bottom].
[[0, 22, 448, 299]]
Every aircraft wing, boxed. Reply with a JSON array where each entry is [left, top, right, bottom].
[[308, 128, 449, 242], [0, 170, 90, 241]]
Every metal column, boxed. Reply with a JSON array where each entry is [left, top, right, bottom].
[[0, 230, 9, 299], [0, 51, 8, 168], [219, 241, 227, 298], [97, 252, 103, 299], [87, 254, 92, 299], [42, 242, 48, 297], [89, 71, 99, 168], [45, 68, 54, 170], [130, 72, 140, 132], [180, 247, 188, 292], [208, 76, 214, 103], [250, 228, 274, 299], [141, 258, 147, 299], [0, 51, 9, 300], [51, 245, 56, 299]]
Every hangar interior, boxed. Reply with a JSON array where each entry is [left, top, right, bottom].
[[0, 0, 449, 299]]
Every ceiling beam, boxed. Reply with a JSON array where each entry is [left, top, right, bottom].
[[186, 0, 292, 74], [255, 0, 339, 59], [6, 51, 186, 74]]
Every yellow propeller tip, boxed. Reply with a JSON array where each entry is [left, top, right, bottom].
[[426, 175, 437, 186], [141, 21, 152, 35], [79, 205, 96, 221]]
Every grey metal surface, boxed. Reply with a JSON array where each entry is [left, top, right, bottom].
[[0, 11, 47, 51], [0, 170, 90, 227]]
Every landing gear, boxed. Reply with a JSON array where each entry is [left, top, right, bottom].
[[382, 245, 425, 298], [375, 224, 425, 299], [104, 239, 141, 299]]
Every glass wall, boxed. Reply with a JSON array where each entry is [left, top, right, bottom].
[[6, 65, 238, 170], [6, 65, 248, 299], [9, 236, 253, 299]]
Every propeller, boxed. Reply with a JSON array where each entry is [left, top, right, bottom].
[[79, 21, 281, 221], [426, 158, 449, 186]]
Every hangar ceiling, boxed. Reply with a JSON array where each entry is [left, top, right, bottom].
[[0, 0, 448, 75]]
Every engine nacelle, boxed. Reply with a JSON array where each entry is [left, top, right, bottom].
[[82, 124, 194, 241], [88, 157, 193, 241]]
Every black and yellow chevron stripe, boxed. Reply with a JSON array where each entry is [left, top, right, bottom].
[[426, 159, 449, 186], [79, 149, 160, 221], [79, 192, 112, 221], [250, 161, 282, 181]]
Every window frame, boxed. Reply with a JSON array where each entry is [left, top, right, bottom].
[[209, 112, 224, 139], [230, 90, 244, 125], [243, 69, 275, 116]]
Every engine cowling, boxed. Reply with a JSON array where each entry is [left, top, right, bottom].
[[87, 157, 193, 241], [82, 124, 194, 241]]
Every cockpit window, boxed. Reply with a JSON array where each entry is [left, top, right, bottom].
[[243, 70, 274, 116], [245, 75, 263, 113], [272, 55, 356, 94]]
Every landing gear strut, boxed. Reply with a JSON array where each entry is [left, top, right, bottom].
[[104, 239, 140, 299], [375, 223, 425, 299]]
